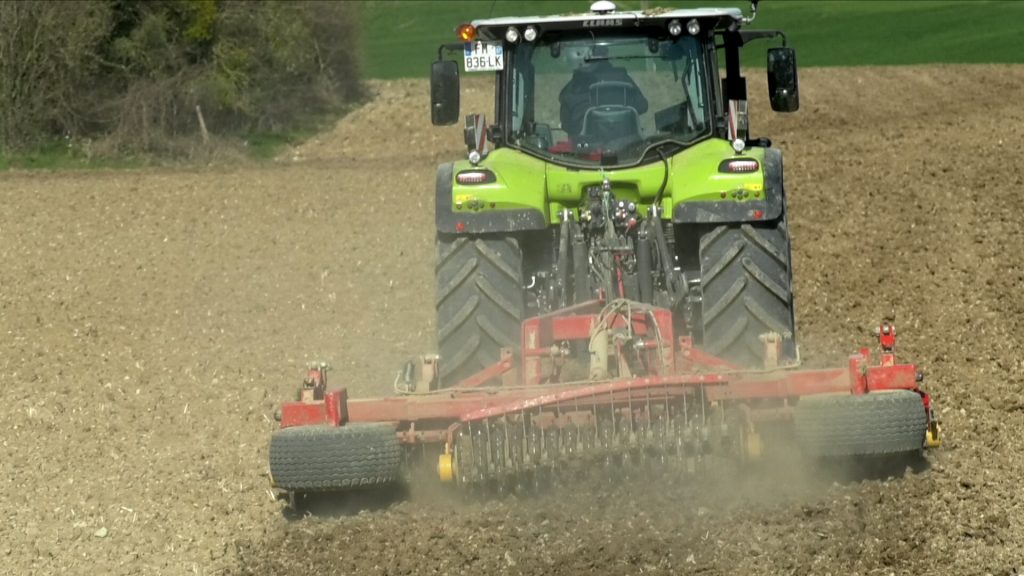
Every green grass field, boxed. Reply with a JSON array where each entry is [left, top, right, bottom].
[[359, 0, 1024, 78]]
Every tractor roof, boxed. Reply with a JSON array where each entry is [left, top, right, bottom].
[[470, 4, 744, 41]]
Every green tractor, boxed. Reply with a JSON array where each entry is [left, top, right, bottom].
[[430, 0, 801, 386]]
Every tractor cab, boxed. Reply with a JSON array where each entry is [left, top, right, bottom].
[[431, 0, 799, 168]]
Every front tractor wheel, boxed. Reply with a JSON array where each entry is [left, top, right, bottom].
[[435, 235, 525, 387], [698, 220, 796, 368]]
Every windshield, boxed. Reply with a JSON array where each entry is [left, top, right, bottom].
[[507, 35, 713, 167]]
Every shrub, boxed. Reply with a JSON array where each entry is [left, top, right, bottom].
[[0, 0, 363, 156], [0, 1, 112, 149]]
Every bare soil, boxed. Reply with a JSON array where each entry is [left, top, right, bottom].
[[2, 65, 1024, 575]]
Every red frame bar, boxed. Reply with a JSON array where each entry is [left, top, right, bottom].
[[281, 388, 347, 428], [277, 314, 934, 447], [452, 348, 515, 388], [280, 362, 920, 430]]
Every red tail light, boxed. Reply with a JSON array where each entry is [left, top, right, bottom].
[[718, 159, 760, 173], [456, 170, 496, 185]]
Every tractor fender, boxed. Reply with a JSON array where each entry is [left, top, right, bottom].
[[672, 148, 786, 224], [435, 163, 548, 234]]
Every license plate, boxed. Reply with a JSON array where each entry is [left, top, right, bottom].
[[463, 42, 503, 72]]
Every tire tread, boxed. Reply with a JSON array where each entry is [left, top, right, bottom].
[[699, 222, 795, 367], [436, 235, 524, 386], [795, 391, 928, 457], [269, 424, 401, 491]]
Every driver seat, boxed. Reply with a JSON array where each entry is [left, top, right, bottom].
[[580, 80, 642, 141], [581, 106, 641, 141]]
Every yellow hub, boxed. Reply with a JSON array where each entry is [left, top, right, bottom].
[[926, 421, 942, 448], [745, 429, 764, 460], [437, 450, 457, 483]]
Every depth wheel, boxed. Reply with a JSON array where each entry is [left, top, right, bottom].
[[794, 391, 928, 457], [269, 424, 401, 492]]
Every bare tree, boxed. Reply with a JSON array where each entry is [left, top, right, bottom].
[[0, 1, 110, 150]]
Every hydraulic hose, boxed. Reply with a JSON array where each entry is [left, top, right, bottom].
[[637, 222, 654, 304], [653, 148, 670, 209], [651, 217, 676, 302], [557, 214, 571, 308], [651, 148, 677, 301]]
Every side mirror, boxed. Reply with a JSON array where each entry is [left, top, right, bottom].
[[767, 47, 799, 112], [431, 60, 460, 126]]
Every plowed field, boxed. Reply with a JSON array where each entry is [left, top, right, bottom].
[[3, 65, 1024, 575]]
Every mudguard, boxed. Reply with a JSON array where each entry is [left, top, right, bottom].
[[672, 148, 786, 224], [435, 163, 547, 234]]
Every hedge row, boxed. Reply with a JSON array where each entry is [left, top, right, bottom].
[[0, 0, 362, 154]]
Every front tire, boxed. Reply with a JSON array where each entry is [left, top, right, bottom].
[[435, 235, 525, 387]]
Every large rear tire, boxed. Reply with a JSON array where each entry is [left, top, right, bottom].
[[698, 220, 796, 368], [794, 391, 928, 457], [436, 235, 525, 387], [269, 424, 401, 492]]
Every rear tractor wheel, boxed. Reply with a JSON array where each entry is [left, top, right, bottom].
[[698, 220, 796, 368], [435, 235, 525, 387]]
